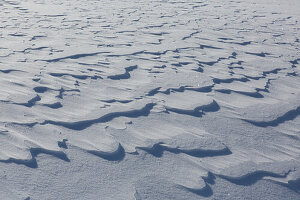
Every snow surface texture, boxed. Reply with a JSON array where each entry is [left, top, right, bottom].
[[0, 0, 300, 199]]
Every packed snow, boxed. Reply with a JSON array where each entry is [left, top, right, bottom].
[[0, 0, 300, 199]]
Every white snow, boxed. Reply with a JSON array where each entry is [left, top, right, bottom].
[[0, 0, 300, 199]]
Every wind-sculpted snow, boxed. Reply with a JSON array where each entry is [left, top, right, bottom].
[[41, 102, 156, 130], [0, 147, 70, 168], [244, 106, 300, 127], [136, 134, 232, 158], [0, 0, 300, 199]]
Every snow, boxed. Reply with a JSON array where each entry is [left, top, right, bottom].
[[0, 0, 300, 199]]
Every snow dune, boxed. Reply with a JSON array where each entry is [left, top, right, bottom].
[[0, 0, 300, 199]]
